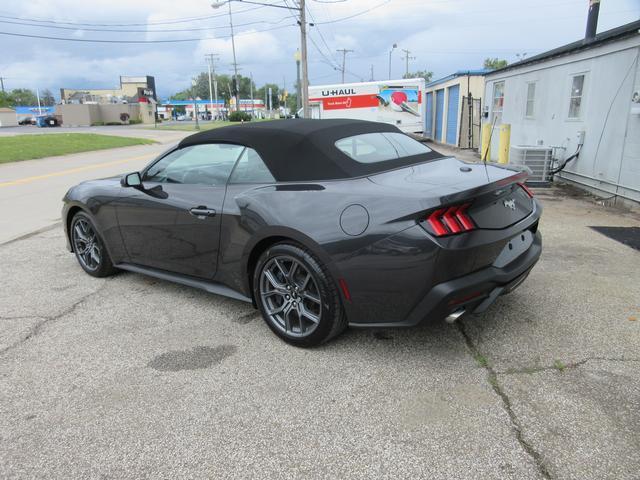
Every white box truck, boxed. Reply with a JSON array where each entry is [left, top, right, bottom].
[[307, 78, 425, 134]]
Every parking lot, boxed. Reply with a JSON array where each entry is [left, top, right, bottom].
[[1, 179, 638, 478]]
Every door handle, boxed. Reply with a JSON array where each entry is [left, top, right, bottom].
[[189, 206, 216, 217]]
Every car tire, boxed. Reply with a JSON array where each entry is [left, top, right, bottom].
[[253, 242, 347, 347], [70, 212, 117, 278]]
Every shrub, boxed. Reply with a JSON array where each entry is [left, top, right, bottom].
[[228, 111, 252, 122]]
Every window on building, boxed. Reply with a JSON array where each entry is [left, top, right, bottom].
[[525, 82, 536, 118], [568, 74, 585, 119], [491, 81, 505, 124]]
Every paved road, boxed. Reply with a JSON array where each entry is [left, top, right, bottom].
[[0, 129, 189, 244], [0, 187, 638, 479], [0, 123, 205, 139]]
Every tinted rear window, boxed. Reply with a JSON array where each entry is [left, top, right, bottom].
[[335, 132, 432, 163]]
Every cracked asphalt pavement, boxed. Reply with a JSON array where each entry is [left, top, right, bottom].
[[1, 186, 639, 479]]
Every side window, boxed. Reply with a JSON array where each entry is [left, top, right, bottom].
[[229, 148, 275, 184], [335, 132, 432, 163], [144, 143, 244, 186], [525, 82, 536, 118], [568, 74, 586, 119]]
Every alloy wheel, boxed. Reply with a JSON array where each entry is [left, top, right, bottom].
[[259, 255, 322, 338], [72, 218, 102, 271]]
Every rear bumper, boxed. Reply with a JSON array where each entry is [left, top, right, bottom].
[[349, 229, 541, 328]]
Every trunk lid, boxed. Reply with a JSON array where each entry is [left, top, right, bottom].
[[368, 157, 533, 230]]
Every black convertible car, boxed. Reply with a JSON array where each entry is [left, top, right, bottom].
[[63, 119, 541, 346]]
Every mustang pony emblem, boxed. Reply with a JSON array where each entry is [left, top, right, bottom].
[[503, 199, 516, 210]]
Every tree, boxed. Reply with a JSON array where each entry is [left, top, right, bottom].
[[286, 92, 298, 114], [8, 88, 38, 106], [403, 70, 433, 83], [0, 91, 13, 108], [41, 89, 56, 106], [484, 58, 508, 70], [255, 83, 281, 110]]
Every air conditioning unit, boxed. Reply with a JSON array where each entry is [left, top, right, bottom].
[[510, 145, 553, 184]]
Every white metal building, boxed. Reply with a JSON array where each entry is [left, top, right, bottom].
[[482, 20, 640, 204], [424, 70, 490, 148]]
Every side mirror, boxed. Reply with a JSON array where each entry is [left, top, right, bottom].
[[121, 172, 142, 188]]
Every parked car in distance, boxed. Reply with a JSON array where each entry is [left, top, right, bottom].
[[62, 119, 542, 346], [18, 116, 35, 125], [176, 114, 189, 121], [36, 116, 59, 127]]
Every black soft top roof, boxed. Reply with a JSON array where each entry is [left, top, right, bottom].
[[178, 119, 444, 182]]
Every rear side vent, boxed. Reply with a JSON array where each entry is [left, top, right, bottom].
[[426, 203, 475, 237], [510, 146, 552, 185]]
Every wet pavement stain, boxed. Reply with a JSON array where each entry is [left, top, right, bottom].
[[373, 330, 394, 341], [233, 311, 261, 324], [147, 345, 237, 372]]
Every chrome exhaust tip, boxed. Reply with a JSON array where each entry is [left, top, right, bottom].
[[445, 309, 465, 324]]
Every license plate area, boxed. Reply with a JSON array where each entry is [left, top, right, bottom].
[[493, 230, 534, 268]]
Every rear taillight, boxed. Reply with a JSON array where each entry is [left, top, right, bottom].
[[518, 183, 534, 198], [426, 203, 475, 237]]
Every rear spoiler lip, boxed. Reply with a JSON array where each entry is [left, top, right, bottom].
[[439, 167, 529, 206]]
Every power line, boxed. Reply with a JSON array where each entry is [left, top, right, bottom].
[[313, 0, 391, 24], [0, 17, 288, 33], [304, 4, 339, 67], [0, 24, 296, 43], [0, 4, 277, 27]]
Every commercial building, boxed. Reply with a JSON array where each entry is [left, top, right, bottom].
[[15, 106, 55, 121], [60, 76, 156, 104], [482, 19, 640, 204], [0, 107, 18, 127], [55, 103, 156, 126], [57, 75, 157, 126], [160, 99, 266, 119], [425, 70, 490, 148]]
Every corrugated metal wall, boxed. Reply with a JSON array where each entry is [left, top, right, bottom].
[[446, 84, 460, 145], [435, 89, 444, 141], [425, 92, 433, 138]]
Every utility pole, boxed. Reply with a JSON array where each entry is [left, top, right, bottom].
[[294, 49, 302, 113], [227, 2, 240, 111], [401, 49, 415, 77], [299, 0, 309, 118], [250, 72, 254, 117], [191, 78, 200, 130], [0, 77, 5, 93], [336, 48, 354, 84], [369, 64, 374, 82], [205, 53, 219, 120], [212, 0, 308, 116]]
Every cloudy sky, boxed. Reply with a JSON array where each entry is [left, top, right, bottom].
[[0, 0, 638, 99]]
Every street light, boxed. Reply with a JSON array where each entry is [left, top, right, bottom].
[[388, 43, 397, 80], [294, 49, 301, 114], [212, 0, 309, 118]]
